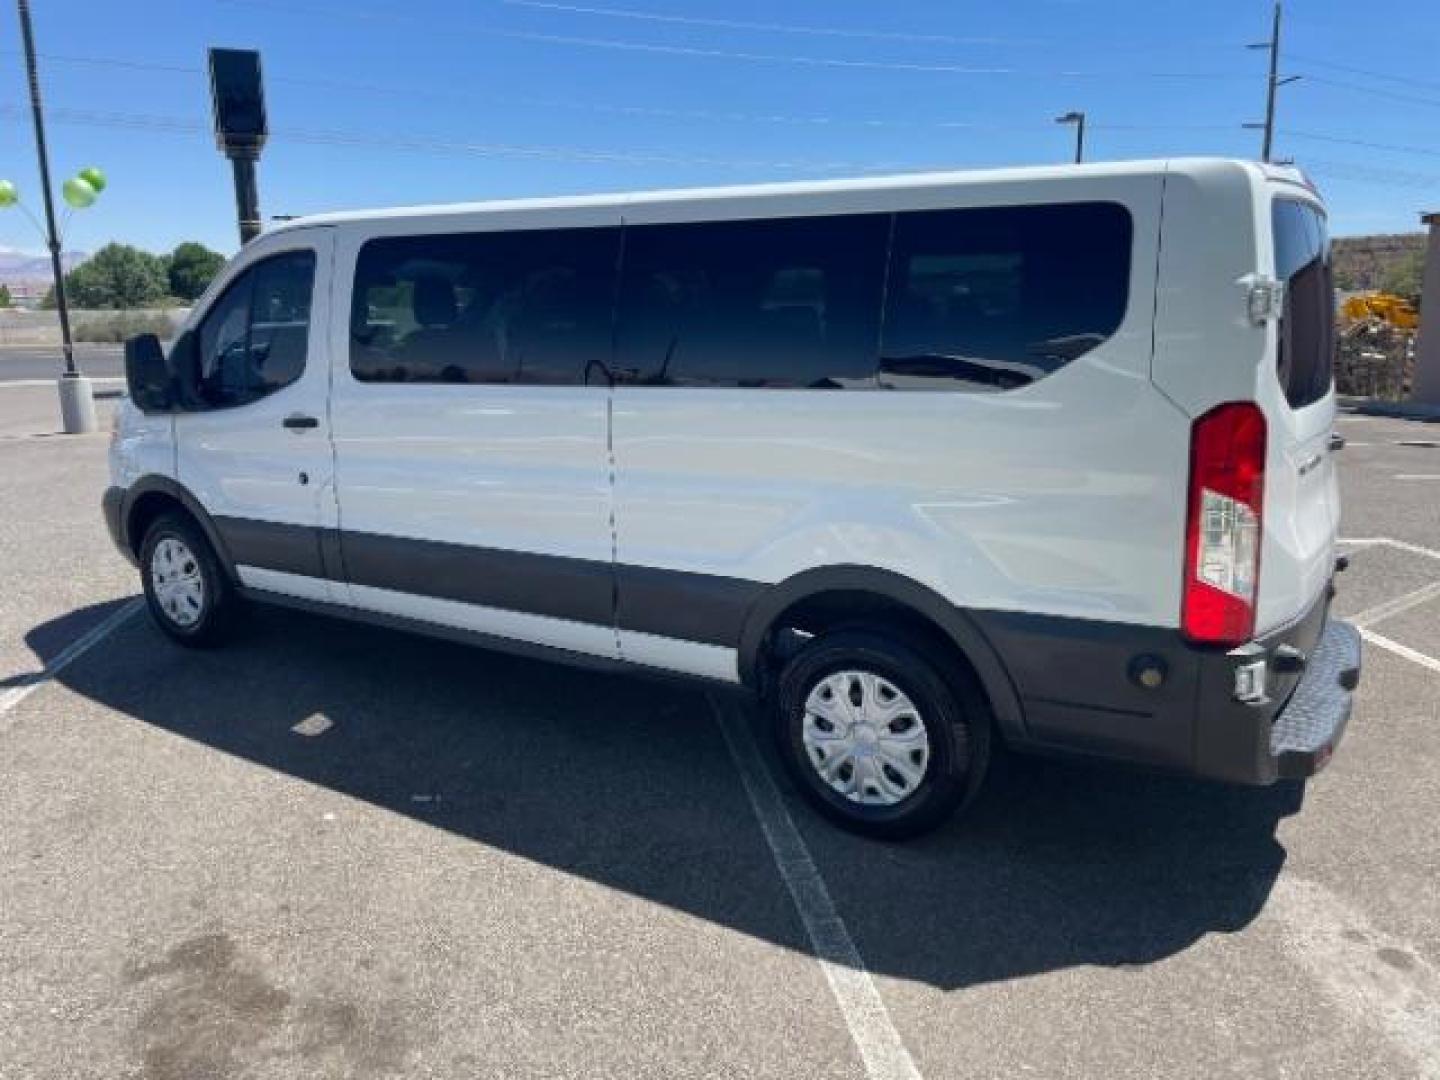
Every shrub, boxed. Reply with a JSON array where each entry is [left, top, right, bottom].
[[71, 309, 177, 343]]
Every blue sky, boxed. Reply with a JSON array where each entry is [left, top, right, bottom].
[[1, 0, 1437, 257]]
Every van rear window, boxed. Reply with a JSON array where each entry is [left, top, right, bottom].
[[880, 202, 1132, 391], [1272, 200, 1335, 410]]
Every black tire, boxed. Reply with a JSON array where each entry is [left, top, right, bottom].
[[774, 628, 992, 839], [138, 511, 240, 648]]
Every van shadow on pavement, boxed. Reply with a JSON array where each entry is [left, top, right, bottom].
[[35, 599, 1302, 993]]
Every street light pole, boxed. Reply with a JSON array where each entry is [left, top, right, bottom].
[[1055, 111, 1086, 164], [15, 0, 94, 432]]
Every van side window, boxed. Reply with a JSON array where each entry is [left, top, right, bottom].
[[880, 202, 1131, 391], [350, 228, 620, 386], [615, 214, 889, 388], [1272, 200, 1334, 410], [195, 250, 316, 409]]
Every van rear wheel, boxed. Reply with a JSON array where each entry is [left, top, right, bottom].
[[774, 629, 991, 839], [139, 512, 239, 647]]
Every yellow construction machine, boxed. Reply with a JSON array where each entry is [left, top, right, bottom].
[[1341, 292, 1420, 331]]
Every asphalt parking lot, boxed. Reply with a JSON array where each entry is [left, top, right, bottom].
[[2, 383, 1438, 1080]]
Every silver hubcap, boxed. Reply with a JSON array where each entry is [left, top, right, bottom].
[[801, 671, 930, 807], [151, 536, 205, 628]]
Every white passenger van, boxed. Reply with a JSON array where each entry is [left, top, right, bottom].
[[109, 158, 1361, 837]]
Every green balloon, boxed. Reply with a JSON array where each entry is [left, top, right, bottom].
[[62, 176, 97, 209], [0, 180, 17, 208], [78, 166, 106, 193]]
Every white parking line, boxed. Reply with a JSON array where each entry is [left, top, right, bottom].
[[1395, 475, 1440, 482], [1350, 581, 1440, 629], [1339, 536, 1440, 562], [1268, 877, 1440, 1080], [1361, 630, 1440, 676], [1333, 538, 1440, 674], [0, 599, 142, 729], [710, 695, 923, 1080]]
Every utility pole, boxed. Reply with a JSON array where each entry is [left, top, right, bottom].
[[1055, 111, 1086, 164], [16, 0, 95, 433], [1246, 1, 1301, 162]]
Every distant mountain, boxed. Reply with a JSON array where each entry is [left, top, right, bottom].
[[0, 246, 86, 285]]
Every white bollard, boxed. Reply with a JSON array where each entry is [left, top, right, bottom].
[[57, 373, 97, 434]]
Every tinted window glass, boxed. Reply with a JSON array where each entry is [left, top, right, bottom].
[[350, 228, 619, 385], [1273, 200, 1334, 409], [196, 250, 315, 409], [249, 255, 315, 390], [880, 202, 1132, 391], [615, 214, 888, 388]]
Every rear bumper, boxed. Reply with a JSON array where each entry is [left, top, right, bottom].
[[971, 580, 1362, 785], [1192, 588, 1361, 784], [1268, 620, 1360, 779]]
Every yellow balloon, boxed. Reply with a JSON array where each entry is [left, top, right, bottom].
[[0, 180, 17, 208], [62, 176, 96, 209]]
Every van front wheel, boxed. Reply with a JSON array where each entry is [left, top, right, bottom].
[[774, 630, 991, 839], [139, 512, 239, 647]]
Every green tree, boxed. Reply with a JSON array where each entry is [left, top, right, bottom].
[[1380, 250, 1426, 306], [62, 243, 169, 309], [166, 241, 226, 302], [0, 284, 11, 309]]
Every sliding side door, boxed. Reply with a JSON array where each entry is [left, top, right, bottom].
[[329, 213, 622, 658]]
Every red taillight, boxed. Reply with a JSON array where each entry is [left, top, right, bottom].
[[1182, 402, 1267, 646]]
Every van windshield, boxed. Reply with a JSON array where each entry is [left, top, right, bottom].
[[1272, 199, 1335, 410]]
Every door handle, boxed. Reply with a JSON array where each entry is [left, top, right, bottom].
[[283, 414, 319, 430]]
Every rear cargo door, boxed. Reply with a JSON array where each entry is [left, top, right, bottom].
[[1259, 197, 1340, 631]]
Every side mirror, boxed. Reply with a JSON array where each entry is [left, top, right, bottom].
[[123, 333, 173, 412]]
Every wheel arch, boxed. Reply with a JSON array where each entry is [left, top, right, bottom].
[[737, 565, 1027, 744], [122, 476, 239, 584]]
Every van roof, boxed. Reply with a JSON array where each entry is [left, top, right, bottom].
[[272, 157, 1304, 232]]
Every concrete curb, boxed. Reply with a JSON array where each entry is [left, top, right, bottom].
[[1338, 396, 1440, 422]]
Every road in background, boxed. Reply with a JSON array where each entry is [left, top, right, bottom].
[[0, 345, 124, 382], [0, 393, 1437, 1080]]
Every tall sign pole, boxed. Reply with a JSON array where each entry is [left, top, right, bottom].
[[208, 49, 268, 245], [16, 0, 94, 432]]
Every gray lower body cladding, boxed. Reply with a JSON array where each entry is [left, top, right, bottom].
[[104, 486, 1360, 784], [973, 583, 1359, 784]]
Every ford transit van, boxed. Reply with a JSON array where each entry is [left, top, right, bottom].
[[106, 158, 1361, 837]]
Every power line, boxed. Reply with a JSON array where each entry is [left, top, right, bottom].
[[1298, 73, 1440, 109], [499, 0, 1041, 46], [215, 0, 1255, 80], [0, 101, 950, 173], [1288, 53, 1440, 92], [500, 0, 1252, 55], [15, 100, 1436, 193], [0, 49, 1246, 135], [1284, 130, 1440, 160], [1304, 158, 1440, 189]]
